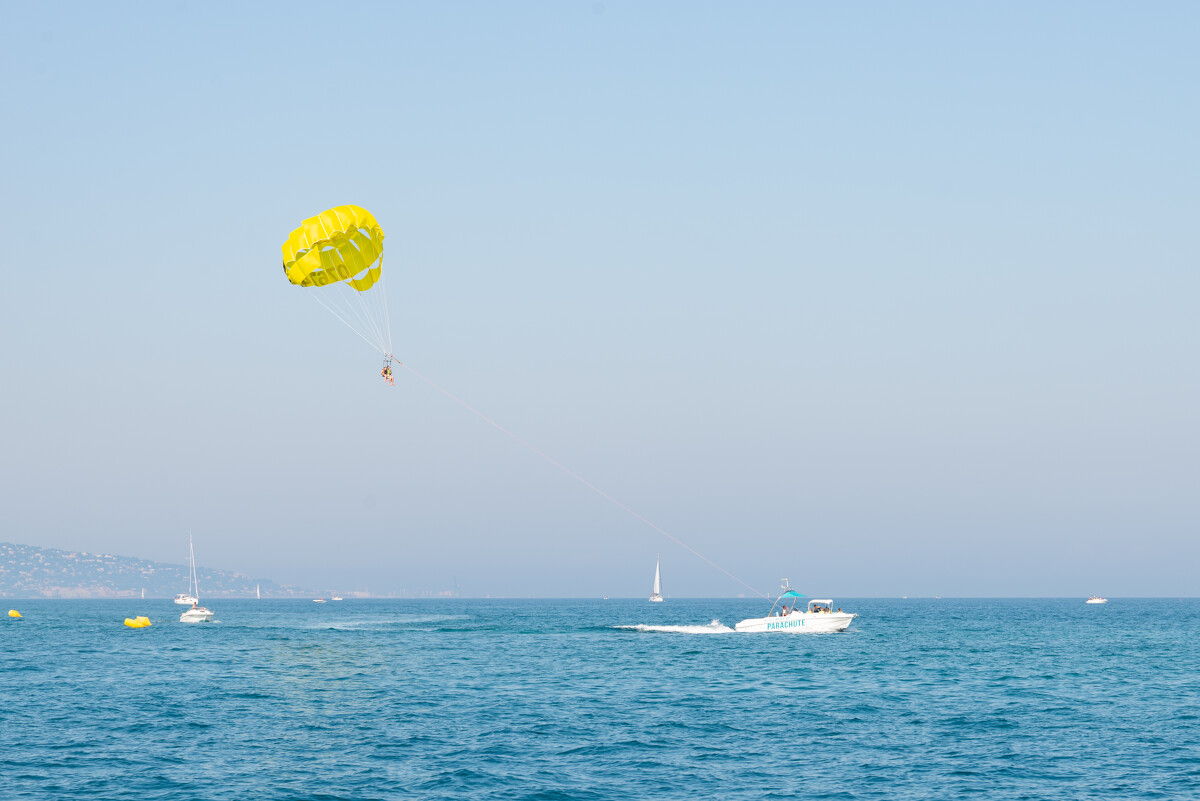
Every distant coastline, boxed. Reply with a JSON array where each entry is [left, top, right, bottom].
[[0, 541, 309, 599]]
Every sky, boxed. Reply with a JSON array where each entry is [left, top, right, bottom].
[[1, 1, 1196, 598]]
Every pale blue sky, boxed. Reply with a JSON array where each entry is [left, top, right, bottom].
[[1, 2, 1196, 597]]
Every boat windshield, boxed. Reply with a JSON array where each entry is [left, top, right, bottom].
[[768, 588, 806, 616]]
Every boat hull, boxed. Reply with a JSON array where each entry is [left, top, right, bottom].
[[734, 612, 855, 633], [179, 608, 214, 623]]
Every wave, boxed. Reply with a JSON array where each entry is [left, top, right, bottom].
[[612, 619, 735, 634]]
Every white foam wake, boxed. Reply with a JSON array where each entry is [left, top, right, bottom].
[[613, 619, 735, 634]]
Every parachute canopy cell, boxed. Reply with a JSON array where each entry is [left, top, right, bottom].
[[282, 205, 384, 292]]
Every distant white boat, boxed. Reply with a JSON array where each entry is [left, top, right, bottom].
[[256, 584, 261, 600], [1086, 596, 1108, 604], [313, 599, 326, 603], [649, 557, 664, 603], [179, 537, 214, 623], [735, 580, 856, 634], [331, 595, 343, 601]]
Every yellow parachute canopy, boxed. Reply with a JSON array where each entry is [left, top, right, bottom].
[[282, 205, 385, 292]]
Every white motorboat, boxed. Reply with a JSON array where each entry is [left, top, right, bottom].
[[649, 557, 664, 603], [331, 595, 343, 601], [735, 581, 856, 633], [174, 592, 198, 606], [1086, 596, 1108, 604], [313, 598, 326, 603], [180, 604, 214, 623], [178, 537, 214, 623]]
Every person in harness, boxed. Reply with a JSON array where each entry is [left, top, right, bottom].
[[381, 363, 394, 386]]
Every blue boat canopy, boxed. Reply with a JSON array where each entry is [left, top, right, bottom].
[[780, 590, 805, 599]]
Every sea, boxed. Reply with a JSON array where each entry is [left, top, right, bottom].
[[2, 598, 1198, 800]]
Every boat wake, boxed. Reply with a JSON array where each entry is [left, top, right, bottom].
[[309, 614, 472, 631], [613, 619, 735, 635]]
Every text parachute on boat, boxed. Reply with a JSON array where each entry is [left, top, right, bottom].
[[282, 205, 395, 374]]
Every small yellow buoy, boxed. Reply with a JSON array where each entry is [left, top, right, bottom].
[[123, 616, 152, 628], [8, 609, 21, 618]]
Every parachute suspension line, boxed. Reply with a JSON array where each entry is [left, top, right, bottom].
[[378, 278, 394, 355], [308, 291, 387, 355], [374, 275, 393, 354], [313, 285, 371, 343], [314, 290, 380, 353], [397, 362, 769, 600], [352, 282, 387, 354]]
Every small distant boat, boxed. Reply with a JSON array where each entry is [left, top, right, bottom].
[[256, 584, 261, 600], [178, 537, 214, 623], [649, 557, 664, 603], [331, 595, 343, 601], [734, 580, 856, 633], [1086, 596, 1108, 604], [313, 599, 326, 603]]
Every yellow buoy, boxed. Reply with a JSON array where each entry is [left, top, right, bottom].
[[8, 609, 21, 618], [123, 616, 152, 628]]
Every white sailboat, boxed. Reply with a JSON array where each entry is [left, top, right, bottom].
[[179, 537, 214, 623], [256, 584, 261, 600], [173, 538, 198, 606], [649, 557, 664, 602]]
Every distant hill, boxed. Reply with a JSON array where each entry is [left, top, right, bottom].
[[0, 542, 310, 599]]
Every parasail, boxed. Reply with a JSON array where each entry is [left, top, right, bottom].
[[282, 205, 394, 368]]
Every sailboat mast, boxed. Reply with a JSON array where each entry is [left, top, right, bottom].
[[190, 535, 200, 601]]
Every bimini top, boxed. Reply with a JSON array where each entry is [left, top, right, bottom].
[[779, 590, 805, 600], [808, 599, 833, 606]]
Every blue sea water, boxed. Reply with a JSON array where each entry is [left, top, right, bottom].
[[2, 598, 1199, 800]]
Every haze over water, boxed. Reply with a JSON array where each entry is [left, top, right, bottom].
[[4, 598, 1198, 800]]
